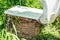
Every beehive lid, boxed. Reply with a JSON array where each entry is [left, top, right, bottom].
[[4, 5, 43, 20]]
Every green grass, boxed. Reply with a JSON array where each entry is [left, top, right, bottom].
[[0, 29, 20, 40], [37, 16, 60, 40], [0, 0, 60, 40]]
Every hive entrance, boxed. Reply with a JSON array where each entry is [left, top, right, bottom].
[[7, 15, 41, 39]]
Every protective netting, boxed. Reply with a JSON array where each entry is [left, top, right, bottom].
[[40, 0, 60, 24]]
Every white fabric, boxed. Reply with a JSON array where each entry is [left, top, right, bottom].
[[40, 0, 60, 24]]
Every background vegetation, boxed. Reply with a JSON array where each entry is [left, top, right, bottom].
[[0, 0, 60, 40]]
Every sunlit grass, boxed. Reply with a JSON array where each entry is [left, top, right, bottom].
[[38, 17, 60, 40], [0, 29, 20, 40], [42, 25, 60, 38]]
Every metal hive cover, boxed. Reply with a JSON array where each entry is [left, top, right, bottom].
[[4, 5, 43, 20]]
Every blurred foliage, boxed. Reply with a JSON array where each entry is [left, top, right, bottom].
[[26, 0, 43, 9], [0, 29, 20, 40], [0, 11, 6, 30], [0, 0, 60, 40]]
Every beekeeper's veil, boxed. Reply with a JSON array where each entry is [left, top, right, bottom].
[[40, 0, 60, 24]]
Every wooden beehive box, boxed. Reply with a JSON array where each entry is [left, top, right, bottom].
[[6, 15, 41, 39], [5, 6, 43, 39]]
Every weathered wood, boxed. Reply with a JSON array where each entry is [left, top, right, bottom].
[[6, 15, 41, 39]]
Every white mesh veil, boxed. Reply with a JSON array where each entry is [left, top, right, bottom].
[[40, 0, 60, 24]]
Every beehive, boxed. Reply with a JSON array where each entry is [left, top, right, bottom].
[[6, 15, 41, 39]]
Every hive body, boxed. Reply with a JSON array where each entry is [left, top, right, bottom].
[[7, 15, 41, 39]]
